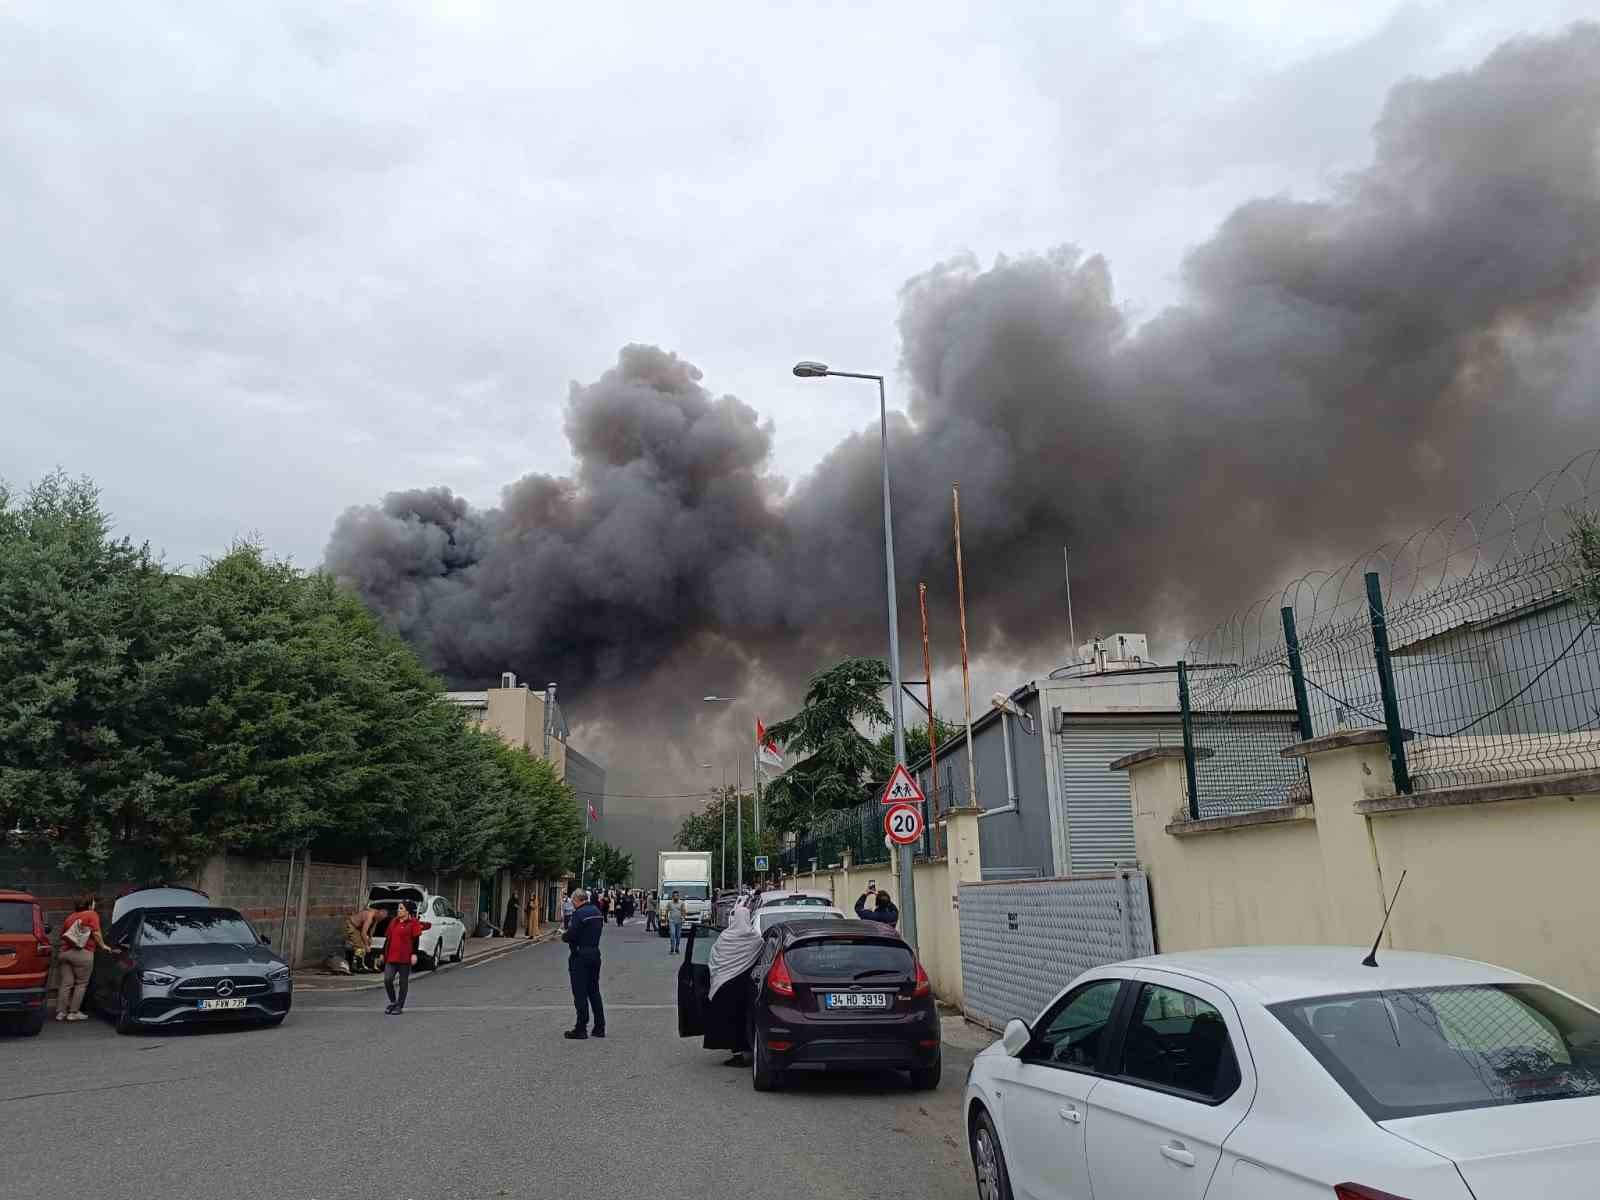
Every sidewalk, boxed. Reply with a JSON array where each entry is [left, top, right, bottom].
[[295, 928, 560, 992]]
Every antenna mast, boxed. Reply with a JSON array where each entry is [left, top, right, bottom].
[[1063, 546, 1077, 651], [1362, 869, 1408, 968]]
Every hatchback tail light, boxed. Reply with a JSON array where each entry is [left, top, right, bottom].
[[767, 951, 795, 998], [1336, 1186, 1413, 1200], [911, 961, 931, 999]]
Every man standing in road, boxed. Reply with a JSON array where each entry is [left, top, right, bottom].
[[666, 891, 685, 955], [562, 888, 605, 1041]]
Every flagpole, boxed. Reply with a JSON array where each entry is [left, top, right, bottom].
[[580, 797, 593, 889]]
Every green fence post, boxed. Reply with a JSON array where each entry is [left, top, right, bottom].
[[1280, 606, 1314, 742], [1364, 571, 1412, 795], [1177, 660, 1201, 820]]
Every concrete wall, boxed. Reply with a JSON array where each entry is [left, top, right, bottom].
[[1119, 735, 1600, 1005]]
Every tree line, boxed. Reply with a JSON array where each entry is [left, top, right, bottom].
[[0, 472, 584, 885]]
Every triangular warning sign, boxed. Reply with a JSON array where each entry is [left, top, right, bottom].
[[880, 763, 926, 805]]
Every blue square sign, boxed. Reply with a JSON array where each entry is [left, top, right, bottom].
[[753, 855, 769, 870]]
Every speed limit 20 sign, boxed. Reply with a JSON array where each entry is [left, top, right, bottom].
[[884, 802, 925, 846]]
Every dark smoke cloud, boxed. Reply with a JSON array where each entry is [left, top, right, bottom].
[[327, 25, 1600, 749]]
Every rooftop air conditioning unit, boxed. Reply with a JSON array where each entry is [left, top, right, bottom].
[[500, 671, 517, 689]]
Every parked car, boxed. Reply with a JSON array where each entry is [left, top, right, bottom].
[[754, 905, 846, 935], [964, 946, 1600, 1200], [90, 886, 291, 1034], [755, 889, 834, 910], [366, 882, 467, 970], [677, 917, 940, 1092], [0, 887, 52, 1036]]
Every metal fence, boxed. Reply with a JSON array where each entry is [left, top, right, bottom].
[[782, 798, 884, 872], [1181, 450, 1600, 812], [958, 871, 1154, 1031]]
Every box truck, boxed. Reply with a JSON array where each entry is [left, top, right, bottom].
[[656, 850, 713, 936]]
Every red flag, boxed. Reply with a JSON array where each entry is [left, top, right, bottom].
[[587, 802, 598, 824], [755, 719, 784, 771]]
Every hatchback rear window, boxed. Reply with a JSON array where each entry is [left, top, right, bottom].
[[1272, 984, 1600, 1120], [0, 901, 34, 934], [785, 939, 913, 980]]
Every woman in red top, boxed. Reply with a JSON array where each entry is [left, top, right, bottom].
[[56, 893, 118, 1022], [381, 900, 431, 1016]]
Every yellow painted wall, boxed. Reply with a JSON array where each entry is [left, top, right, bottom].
[[1125, 747, 1600, 1005], [1371, 793, 1600, 1004]]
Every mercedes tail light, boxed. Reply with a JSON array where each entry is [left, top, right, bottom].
[[767, 951, 795, 998], [912, 960, 931, 998], [1336, 1186, 1412, 1200]]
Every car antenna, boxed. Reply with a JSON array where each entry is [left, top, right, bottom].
[[1361, 869, 1407, 968]]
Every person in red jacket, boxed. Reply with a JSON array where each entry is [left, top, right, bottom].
[[382, 900, 432, 1016]]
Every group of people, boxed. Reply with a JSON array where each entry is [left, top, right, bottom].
[[559, 886, 652, 930]]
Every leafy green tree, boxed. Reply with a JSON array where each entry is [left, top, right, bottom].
[[761, 657, 893, 826], [672, 787, 778, 885], [875, 714, 964, 768], [576, 839, 633, 887], [0, 472, 172, 881], [1570, 507, 1600, 618]]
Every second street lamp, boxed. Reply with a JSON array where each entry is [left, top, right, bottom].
[[791, 359, 918, 950]]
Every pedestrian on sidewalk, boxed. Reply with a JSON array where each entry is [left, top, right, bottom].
[[55, 893, 117, 1022], [667, 891, 685, 955], [562, 888, 605, 1040], [855, 889, 899, 927], [560, 890, 575, 930], [382, 900, 431, 1016], [503, 893, 520, 939], [644, 892, 658, 933]]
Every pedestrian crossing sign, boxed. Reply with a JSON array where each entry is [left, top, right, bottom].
[[754, 856, 769, 870], [880, 763, 925, 805]]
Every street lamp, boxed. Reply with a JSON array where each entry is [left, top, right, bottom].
[[700, 762, 727, 890], [792, 358, 918, 950], [704, 695, 745, 889]]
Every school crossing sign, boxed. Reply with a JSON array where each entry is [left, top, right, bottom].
[[880, 763, 925, 806]]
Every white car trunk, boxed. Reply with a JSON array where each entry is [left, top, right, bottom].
[[1385, 1097, 1600, 1197]]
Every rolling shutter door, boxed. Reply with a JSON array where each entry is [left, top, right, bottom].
[[1059, 723, 1179, 872]]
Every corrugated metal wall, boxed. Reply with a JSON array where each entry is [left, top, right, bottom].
[[1058, 723, 1175, 872], [958, 871, 1154, 1030]]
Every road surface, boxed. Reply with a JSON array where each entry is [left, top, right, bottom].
[[4, 919, 982, 1200]]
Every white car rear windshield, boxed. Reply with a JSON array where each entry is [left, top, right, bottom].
[[1271, 984, 1600, 1120], [760, 895, 831, 908]]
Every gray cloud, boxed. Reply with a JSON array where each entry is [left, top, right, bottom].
[[329, 25, 1600, 738]]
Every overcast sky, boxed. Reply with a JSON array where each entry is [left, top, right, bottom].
[[5, 0, 1589, 572]]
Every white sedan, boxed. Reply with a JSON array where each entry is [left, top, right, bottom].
[[964, 947, 1600, 1199], [366, 883, 468, 971], [753, 904, 846, 935]]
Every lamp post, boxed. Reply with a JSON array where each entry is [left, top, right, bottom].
[[701, 762, 727, 890], [704, 695, 744, 889], [792, 360, 917, 950]]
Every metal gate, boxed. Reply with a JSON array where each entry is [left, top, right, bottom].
[[1059, 723, 1175, 872], [958, 870, 1154, 1031]]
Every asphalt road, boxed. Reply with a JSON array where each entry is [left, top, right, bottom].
[[4, 920, 983, 1200]]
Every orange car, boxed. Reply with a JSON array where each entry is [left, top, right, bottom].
[[0, 887, 53, 1037]]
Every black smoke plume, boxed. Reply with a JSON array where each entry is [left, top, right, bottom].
[[327, 26, 1600, 788]]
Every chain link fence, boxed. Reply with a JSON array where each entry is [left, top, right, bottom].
[[1181, 450, 1600, 813]]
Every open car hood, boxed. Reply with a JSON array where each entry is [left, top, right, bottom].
[[368, 882, 427, 904], [113, 886, 211, 923]]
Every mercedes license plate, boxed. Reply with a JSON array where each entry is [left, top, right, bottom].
[[197, 997, 247, 1011], [823, 992, 890, 1010]]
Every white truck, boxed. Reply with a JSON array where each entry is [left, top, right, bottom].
[[656, 850, 713, 936]]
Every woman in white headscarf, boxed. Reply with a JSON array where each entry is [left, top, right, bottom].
[[704, 898, 765, 1066]]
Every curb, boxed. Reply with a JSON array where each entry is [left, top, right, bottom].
[[295, 929, 559, 992]]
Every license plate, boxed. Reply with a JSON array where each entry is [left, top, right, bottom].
[[197, 998, 247, 1011], [823, 992, 890, 1009]]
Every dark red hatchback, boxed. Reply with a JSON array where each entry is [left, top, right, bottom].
[[679, 917, 941, 1091], [0, 887, 53, 1036]]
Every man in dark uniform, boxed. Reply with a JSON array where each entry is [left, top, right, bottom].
[[562, 888, 605, 1040]]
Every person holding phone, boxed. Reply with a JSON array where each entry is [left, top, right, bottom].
[[381, 899, 431, 1016]]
